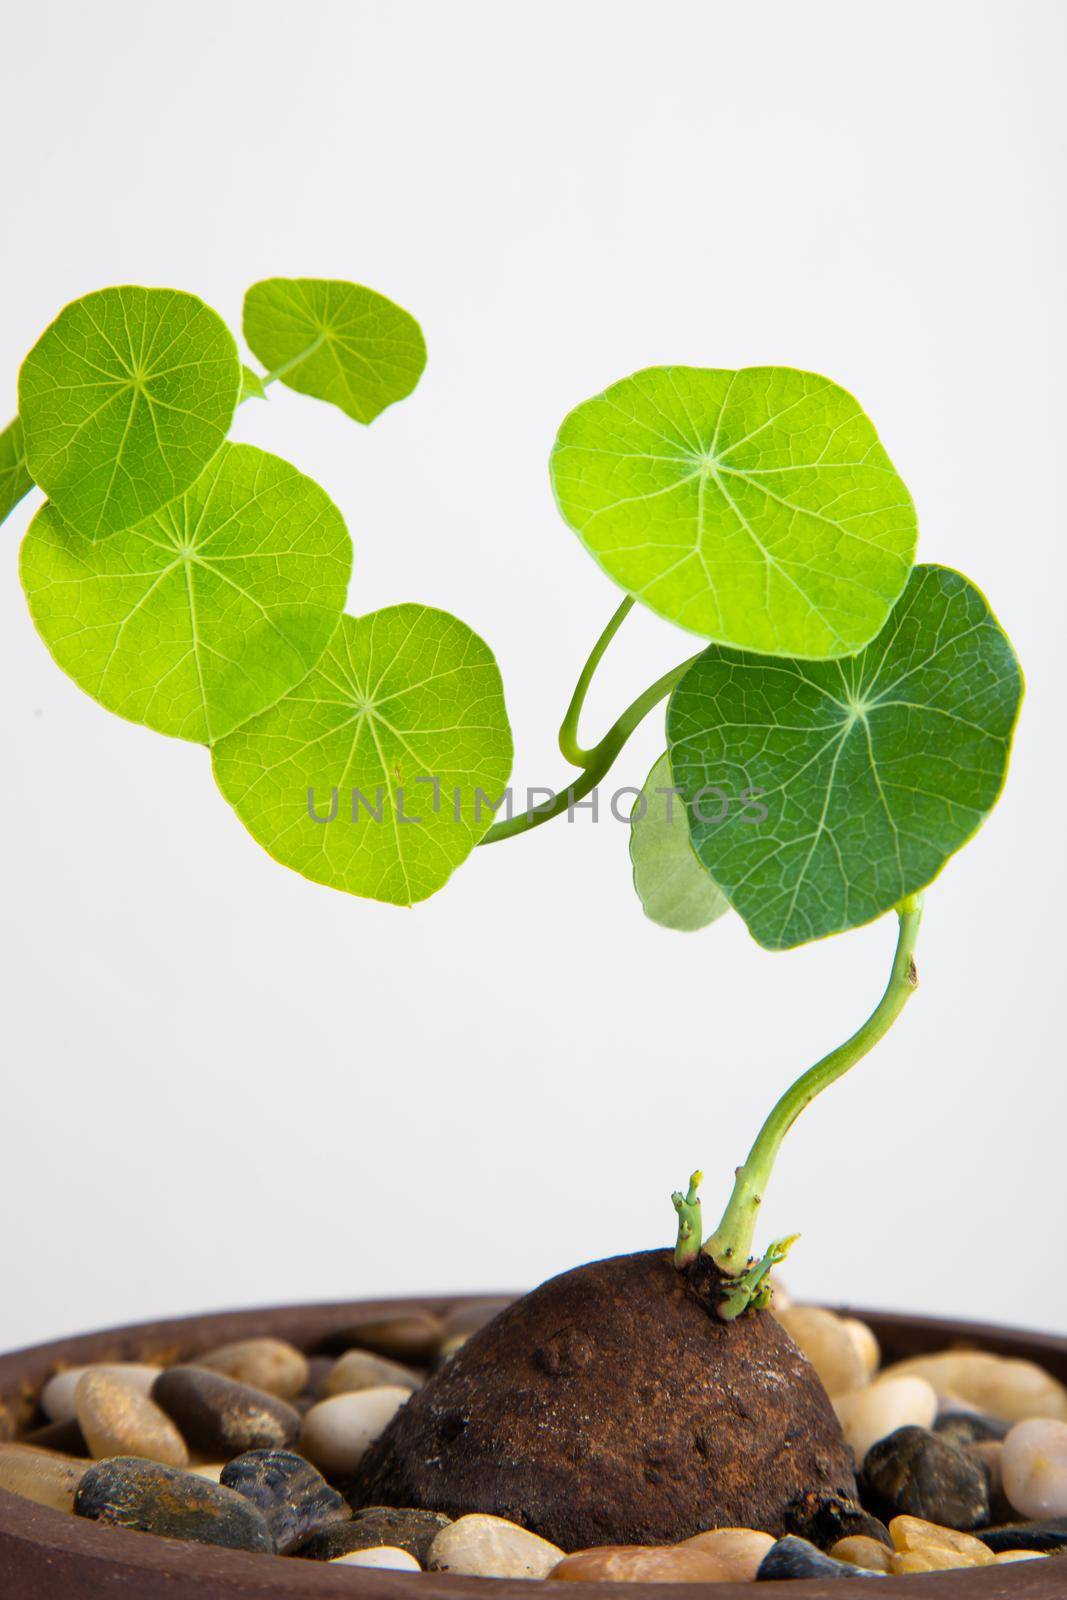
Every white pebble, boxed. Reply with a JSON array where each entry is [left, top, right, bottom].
[[835, 1376, 938, 1464], [331, 1546, 421, 1570], [300, 1385, 409, 1478], [41, 1363, 162, 1424], [840, 1317, 880, 1379], [880, 1352, 1067, 1424], [428, 1513, 563, 1578], [1002, 1418, 1067, 1518], [776, 1306, 869, 1397]]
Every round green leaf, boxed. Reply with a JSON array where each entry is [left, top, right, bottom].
[[551, 366, 917, 659], [667, 564, 1023, 951], [18, 287, 241, 539], [243, 279, 426, 424], [21, 443, 352, 745], [212, 605, 513, 905], [630, 751, 730, 932], [1, 417, 33, 527]]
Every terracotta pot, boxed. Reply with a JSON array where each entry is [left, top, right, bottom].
[[0, 1296, 1064, 1597]]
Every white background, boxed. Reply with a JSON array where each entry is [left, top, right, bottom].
[[1, 1, 1063, 1352]]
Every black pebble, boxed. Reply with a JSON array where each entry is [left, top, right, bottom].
[[74, 1457, 275, 1553], [757, 1535, 884, 1580], [861, 1424, 989, 1530], [219, 1449, 350, 1554], [785, 1489, 891, 1550], [297, 1505, 452, 1562], [979, 1518, 1067, 1553], [153, 1365, 301, 1459]]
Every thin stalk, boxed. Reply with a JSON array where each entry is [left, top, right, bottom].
[[559, 597, 635, 767], [703, 894, 923, 1278]]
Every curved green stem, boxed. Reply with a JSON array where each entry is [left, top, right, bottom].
[[703, 894, 924, 1281], [559, 597, 635, 767]]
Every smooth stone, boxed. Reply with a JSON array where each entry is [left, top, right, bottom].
[[331, 1546, 421, 1570], [889, 1515, 994, 1564], [428, 1513, 563, 1579], [73, 1456, 275, 1552], [321, 1349, 422, 1398], [681, 1527, 775, 1578], [862, 1425, 989, 1529], [979, 1517, 1067, 1552], [0, 1442, 90, 1512], [75, 1369, 188, 1468], [300, 1387, 410, 1479], [304, 1356, 335, 1398], [935, 1409, 1009, 1446], [880, 1352, 1067, 1424], [23, 1416, 88, 1455], [994, 1550, 1047, 1562], [891, 1548, 973, 1572], [829, 1536, 894, 1573], [841, 1319, 881, 1381], [153, 1366, 300, 1459], [756, 1535, 884, 1580], [194, 1338, 309, 1401], [969, 1439, 1014, 1522], [551, 1545, 730, 1582], [189, 1463, 226, 1482], [835, 1377, 938, 1464], [1003, 1418, 1067, 1518], [298, 1506, 452, 1562], [41, 1362, 162, 1424], [776, 1306, 869, 1398], [219, 1448, 350, 1553], [319, 1312, 441, 1364], [436, 1299, 514, 1360], [783, 1490, 890, 1550]]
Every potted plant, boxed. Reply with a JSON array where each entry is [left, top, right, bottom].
[[2, 279, 1063, 1597]]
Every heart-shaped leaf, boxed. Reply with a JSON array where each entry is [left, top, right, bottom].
[[243, 279, 426, 424], [21, 443, 351, 745], [630, 751, 730, 932], [18, 287, 241, 539], [551, 366, 917, 659], [667, 564, 1023, 951], [212, 605, 513, 905], [1, 417, 32, 527]]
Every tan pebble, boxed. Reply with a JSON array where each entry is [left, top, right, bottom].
[[331, 1546, 422, 1570], [879, 1351, 1067, 1424], [834, 1375, 937, 1463], [1002, 1417, 1067, 1518], [187, 1462, 226, 1482], [840, 1317, 880, 1379], [75, 1371, 188, 1467], [321, 1349, 422, 1397], [0, 1442, 89, 1512], [193, 1338, 308, 1400], [550, 1545, 730, 1582], [993, 1550, 1047, 1563], [892, 1548, 975, 1572], [300, 1386, 409, 1478], [776, 1306, 868, 1397], [889, 1515, 993, 1564], [829, 1536, 894, 1573], [680, 1527, 774, 1578], [329, 1311, 441, 1364], [41, 1363, 162, 1424], [428, 1514, 563, 1579]]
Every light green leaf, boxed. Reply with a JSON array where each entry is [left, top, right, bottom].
[[212, 605, 513, 905], [1, 417, 33, 526], [667, 564, 1023, 951], [630, 751, 730, 932], [18, 287, 241, 539], [21, 443, 351, 745], [240, 364, 268, 401], [551, 366, 917, 659], [243, 278, 426, 424]]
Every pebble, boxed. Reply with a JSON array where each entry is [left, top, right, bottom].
[[219, 1448, 350, 1553], [436, 1299, 514, 1361], [300, 1386, 409, 1478], [428, 1513, 563, 1579], [784, 1490, 890, 1550], [152, 1366, 301, 1459], [298, 1506, 452, 1563], [331, 1546, 421, 1569], [970, 1439, 1014, 1521], [75, 1369, 188, 1468], [194, 1339, 309, 1401], [0, 1441, 89, 1512], [841, 1318, 881, 1381], [776, 1306, 869, 1398], [73, 1456, 275, 1552], [835, 1377, 938, 1464], [829, 1536, 894, 1573], [934, 1409, 1010, 1447], [756, 1535, 884, 1580], [1002, 1417, 1067, 1518], [891, 1548, 973, 1572], [41, 1362, 162, 1424], [23, 1416, 88, 1455], [321, 1349, 422, 1397], [320, 1312, 441, 1364], [550, 1545, 730, 1582], [681, 1527, 775, 1578], [979, 1517, 1067, 1552], [889, 1514, 994, 1565], [880, 1351, 1067, 1424], [862, 1425, 989, 1529], [994, 1550, 1047, 1563]]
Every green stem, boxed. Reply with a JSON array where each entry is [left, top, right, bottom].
[[672, 1170, 703, 1267], [703, 894, 924, 1277], [559, 597, 635, 767]]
